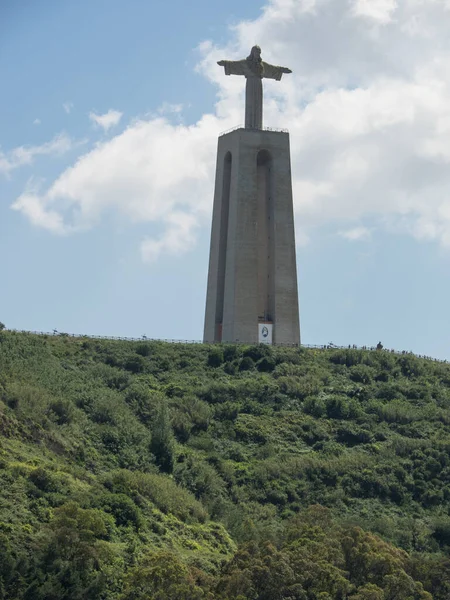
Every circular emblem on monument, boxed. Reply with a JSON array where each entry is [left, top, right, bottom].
[[262, 326, 269, 338]]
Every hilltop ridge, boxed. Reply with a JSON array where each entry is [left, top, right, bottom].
[[1, 330, 450, 599]]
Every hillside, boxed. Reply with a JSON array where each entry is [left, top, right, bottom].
[[1, 331, 450, 599]]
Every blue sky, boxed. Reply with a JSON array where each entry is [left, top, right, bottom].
[[1, 0, 450, 359]]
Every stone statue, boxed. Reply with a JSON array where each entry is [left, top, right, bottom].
[[217, 45, 292, 129]]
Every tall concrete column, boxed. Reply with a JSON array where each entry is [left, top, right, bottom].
[[204, 127, 300, 345]]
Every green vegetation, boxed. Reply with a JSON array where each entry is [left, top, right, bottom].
[[1, 330, 450, 598]]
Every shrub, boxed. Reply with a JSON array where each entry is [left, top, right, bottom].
[[136, 342, 152, 357], [326, 396, 351, 419], [303, 396, 326, 418], [103, 470, 207, 523], [170, 396, 211, 443], [239, 357, 255, 371], [104, 368, 131, 391], [376, 382, 405, 401], [201, 381, 236, 404], [97, 492, 142, 529], [49, 399, 74, 425], [29, 467, 60, 493], [208, 347, 224, 367], [399, 355, 424, 378], [223, 345, 241, 362], [243, 344, 272, 362], [224, 360, 239, 375], [329, 349, 362, 367], [90, 398, 117, 425], [171, 410, 192, 442], [124, 355, 146, 374], [336, 425, 373, 446], [371, 400, 415, 424], [121, 551, 204, 600], [124, 383, 156, 424], [349, 364, 376, 384], [151, 399, 175, 473], [174, 456, 226, 506], [432, 519, 450, 548], [256, 356, 276, 372]]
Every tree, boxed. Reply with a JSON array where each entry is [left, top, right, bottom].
[[151, 399, 175, 473], [349, 584, 384, 600], [120, 551, 204, 600], [25, 502, 118, 600], [208, 346, 224, 367]]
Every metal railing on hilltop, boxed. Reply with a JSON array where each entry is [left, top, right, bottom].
[[3, 328, 448, 364], [219, 125, 289, 137]]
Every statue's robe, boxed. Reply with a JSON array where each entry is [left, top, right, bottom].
[[221, 60, 287, 129]]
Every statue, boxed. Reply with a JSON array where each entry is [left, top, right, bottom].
[[217, 46, 292, 129]]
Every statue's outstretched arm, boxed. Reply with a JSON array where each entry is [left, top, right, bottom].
[[262, 62, 292, 81], [217, 59, 247, 76]]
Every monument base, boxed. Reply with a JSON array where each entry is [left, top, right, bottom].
[[204, 128, 300, 346]]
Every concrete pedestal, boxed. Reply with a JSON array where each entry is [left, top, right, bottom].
[[204, 127, 300, 345]]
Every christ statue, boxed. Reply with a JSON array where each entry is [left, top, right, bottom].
[[217, 46, 292, 130]]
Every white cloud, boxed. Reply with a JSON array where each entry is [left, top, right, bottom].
[[11, 0, 450, 258], [339, 226, 371, 241], [0, 133, 73, 176], [33, 118, 41, 126], [141, 212, 199, 262], [89, 109, 123, 132], [12, 114, 225, 239], [63, 102, 73, 114], [12, 191, 67, 234], [157, 102, 184, 116], [351, 0, 398, 24]]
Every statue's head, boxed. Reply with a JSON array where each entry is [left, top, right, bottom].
[[247, 45, 262, 62]]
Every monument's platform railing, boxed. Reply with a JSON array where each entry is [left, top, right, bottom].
[[3, 328, 448, 364], [219, 125, 289, 137]]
